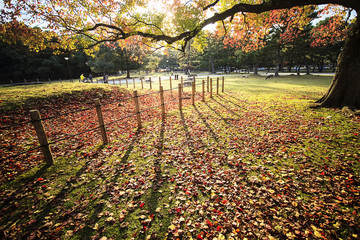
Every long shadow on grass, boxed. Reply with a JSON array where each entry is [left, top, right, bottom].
[[211, 96, 242, 119], [222, 92, 250, 105], [0, 163, 51, 209], [192, 105, 219, 143], [21, 163, 89, 239], [202, 100, 233, 126], [216, 93, 249, 110], [121, 129, 143, 164], [75, 130, 145, 239], [137, 122, 173, 239], [179, 109, 207, 154]]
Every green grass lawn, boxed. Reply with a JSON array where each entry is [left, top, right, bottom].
[[0, 74, 359, 239]]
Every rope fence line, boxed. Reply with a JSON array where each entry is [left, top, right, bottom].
[[1, 76, 225, 168]]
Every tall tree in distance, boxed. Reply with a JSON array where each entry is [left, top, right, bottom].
[[88, 37, 147, 78]]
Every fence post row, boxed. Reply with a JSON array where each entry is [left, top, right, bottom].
[[94, 98, 109, 145], [133, 90, 142, 129], [160, 86, 166, 121], [29, 110, 54, 165]]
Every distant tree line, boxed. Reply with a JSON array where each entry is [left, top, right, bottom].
[[0, 16, 345, 84], [0, 41, 92, 83]]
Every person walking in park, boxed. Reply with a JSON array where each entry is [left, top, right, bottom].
[[80, 73, 85, 82], [89, 74, 93, 83]]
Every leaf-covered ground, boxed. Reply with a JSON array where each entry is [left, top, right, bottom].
[[1, 78, 360, 239]]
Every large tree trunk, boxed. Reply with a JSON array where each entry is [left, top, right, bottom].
[[254, 62, 259, 75], [210, 56, 215, 73], [316, 14, 360, 109], [275, 46, 281, 77]]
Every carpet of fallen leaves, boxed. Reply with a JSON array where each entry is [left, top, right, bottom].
[[1, 86, 360, 240]]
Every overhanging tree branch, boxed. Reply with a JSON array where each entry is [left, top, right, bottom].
[[72, 0, 359, 51]]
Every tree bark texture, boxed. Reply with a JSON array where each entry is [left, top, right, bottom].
[[316, 15, 360, 108]]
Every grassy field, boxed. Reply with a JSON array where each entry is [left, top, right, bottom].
[[0, 74, 359, 239]]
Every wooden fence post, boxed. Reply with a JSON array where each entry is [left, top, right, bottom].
[[192, 79, 196, 105], [113, 79, 115, 85], [133, 78, 136, 88], [30, 110, 54, 165], [126, 78, 128, 88], [133, 90, 142, 129], [160, 86, 166, 122], [217, 77, 219, 95], [159, 77, 161, 87], [210, 78, 213, 98], [149, 77, 152, 89], [207, 76, 210, 92], [170, 76, 172, 92], [178, 83, 182, 111], [94, 99, 108, 145], [222, 76, 225, 92], [141, 77, 144, 89], [119, 79, 122, 86], [181, 76, 183, 92], [202, 80, 205, 102]]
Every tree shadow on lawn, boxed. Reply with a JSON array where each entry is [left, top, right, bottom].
[[210, 96, 243, 119], [192, 105, 219, 143], [20, 163, 89, 239], [136, 122, 173, 240], [202, 100, 235, 127], [217, 93, 248, 110], [74, 129, 146, 239], [179, 108, 208, 155]]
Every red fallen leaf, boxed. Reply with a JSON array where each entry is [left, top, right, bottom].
[[139, 203, 145, 208], [197, 234, 203, 239], [321, 172, 325, 176], [37, 178, 44, 181], [206, 219, 213, 227], [216, 225, 222, 231], [353, 210, 357, 215]]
